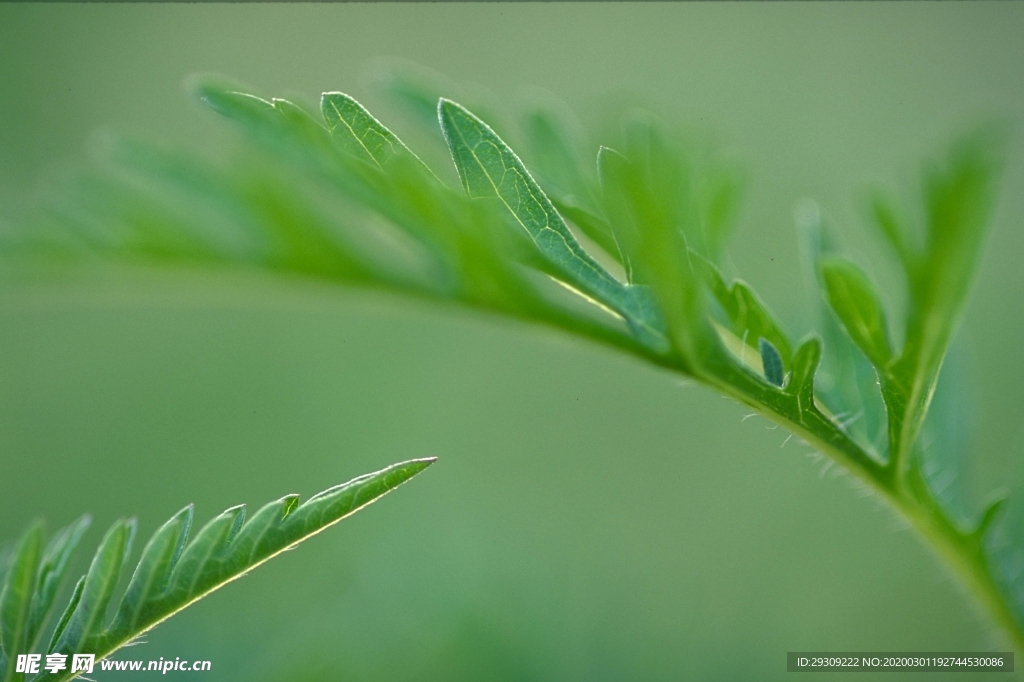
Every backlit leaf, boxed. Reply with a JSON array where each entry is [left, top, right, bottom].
[[0, 460, 433, 682]]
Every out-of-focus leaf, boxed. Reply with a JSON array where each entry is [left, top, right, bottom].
[[819, 256, 893, 370], [549, 198, 620, 265], [0, 547, 11, 610], [521, 107, 593, 205], [918, 339, 975, 528], [797, 207, 887, 455], [868, 192, 915, 272], [699, 166, 744, 262], [0, 71, 1017, 651], [596, 144, 698, 357], [196, 87, 279, 131], [26, 517, 91, 653], [1, 523, 43, 682], [886, 129, 1005, 466], [49, 519, 136, 658], [518, 102, 625, 262]]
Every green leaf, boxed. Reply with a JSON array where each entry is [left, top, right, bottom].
[[788, 335, 822, 407], [2, 73, 1019, 654], [918, 340, 975, 527], [272, 99, 329, 140], [519, 105, 622, 260], [321, 92, 423, 172], [819, 256, 893, 370], [28, 458, 434, 682], [26, 517, 91, 653], [108, 507, 192, 635], [701, 260, 792, 371], [1, 523, 43, 682], [196, 85, 281, 132], [375, 66, 445, 131], [373, 61, 507, 140], [45, 579, 83, 657], [196, 82, 343, 176], [49, 519, 136, 656], [596, 145, 700, 358], [868, 192, 915, 271], [521, 107, 593, 206], [903, 129, 1003, 364], [699, 166, 744, 262], [733, 283, 792, 367], [881, 129, 1004, 472], [797, 209, 888, 456], [0, 548, 11, 612], [595, 146, 653, 284], [974, 496, 1007, 541], [518, 102, 621, 261], [549, 198, 621, 266], [318, 93, 541, 299], [438, 99, 666, 350], [594, 114, 737, 368], [438, 97, 602, 277]]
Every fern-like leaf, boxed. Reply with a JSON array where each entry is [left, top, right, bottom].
[[0, 459, 434, 681], [0, 72, 1015, 649]]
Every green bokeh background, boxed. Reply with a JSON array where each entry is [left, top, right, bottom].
[[1, 3, 1023, 679]]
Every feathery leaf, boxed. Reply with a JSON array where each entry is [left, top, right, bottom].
[[0, 71, 1015, 651], [0, 459, 434, 682]]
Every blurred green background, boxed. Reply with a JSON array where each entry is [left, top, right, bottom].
[[2, 3, 1023, 679]]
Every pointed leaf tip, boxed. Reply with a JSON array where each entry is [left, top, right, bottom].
[[27, 514, 93, 651], [29, 458, 435, 676], [1, 522, 44, 680], [819, 256, 892, 370], [975, 495, 1008, 540]]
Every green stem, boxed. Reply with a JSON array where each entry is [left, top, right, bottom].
[[676, 348, 1024, 654], [896, 488, 1024, 654], [557, 317, 1023, 653]]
